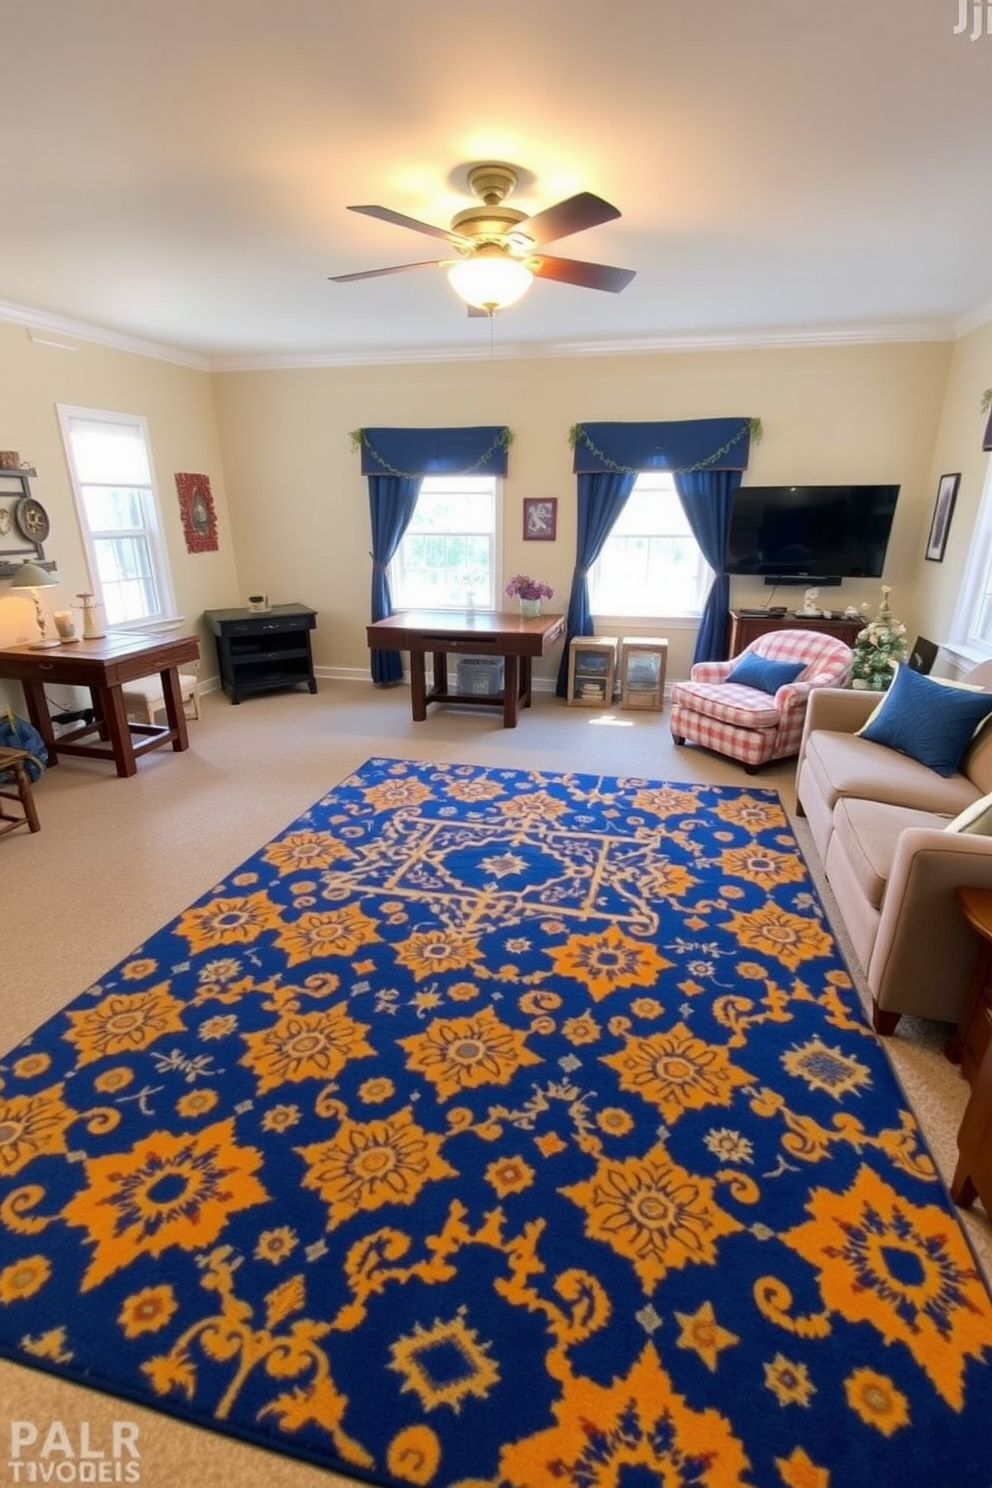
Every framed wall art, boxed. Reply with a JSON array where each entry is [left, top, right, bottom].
[[523, 497, 557, 541], [925, 472, 959, 563], [175, 472, 219, 554]]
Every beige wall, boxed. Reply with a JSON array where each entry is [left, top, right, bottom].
[[3, 317, 987, 710], [0, 320, 240, 713], [212, 339, 953, 684]]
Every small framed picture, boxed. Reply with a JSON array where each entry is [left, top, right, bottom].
[[523, 497, 557, 541], [925, 472, 960, 563], [983, 408, 992, 453]]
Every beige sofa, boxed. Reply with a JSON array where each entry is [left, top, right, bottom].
[[795, 667, 992, 1035]]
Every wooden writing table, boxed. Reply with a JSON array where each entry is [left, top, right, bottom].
[[367, 609, 565, 729], [0, 631, 200, 778]]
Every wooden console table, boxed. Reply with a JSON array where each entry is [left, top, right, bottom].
[[728, 610, 863, 657], [367, 609, 565, 729], [0, 631, 200, 778]]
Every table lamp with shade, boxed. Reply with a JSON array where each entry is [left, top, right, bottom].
[[8, 560, 60, 648]]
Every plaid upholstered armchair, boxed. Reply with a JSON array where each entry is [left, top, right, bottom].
[[670, 628, 854, 773]]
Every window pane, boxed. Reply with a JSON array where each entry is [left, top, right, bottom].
[[81, 486, 146, 531], [589, 474, 711, 617], [391, 476, 497, 609], [68, 422, 151, 485]]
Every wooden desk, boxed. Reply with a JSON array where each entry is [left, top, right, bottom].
[[367, 609, 565, 728], [0, 631, 200, 778]]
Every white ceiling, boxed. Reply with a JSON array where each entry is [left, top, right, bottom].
[[3, 0, 991, 369]]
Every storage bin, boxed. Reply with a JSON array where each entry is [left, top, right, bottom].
[[456, 655, 505, 695]]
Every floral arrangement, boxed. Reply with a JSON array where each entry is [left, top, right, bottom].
[[505, 575, 554, 600], [850, 584, 908, 691]]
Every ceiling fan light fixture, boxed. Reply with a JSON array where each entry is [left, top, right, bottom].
[[446, 252, 534, 312]]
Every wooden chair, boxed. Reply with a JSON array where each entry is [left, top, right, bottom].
[[0, 746, 41, 837]]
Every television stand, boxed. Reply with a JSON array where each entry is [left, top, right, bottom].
[[728, 609, 863, 658]]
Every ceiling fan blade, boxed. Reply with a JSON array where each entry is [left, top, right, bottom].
[[347, 204, 465, 246], [522, 192, 621, 246], [531, 255, 636, 293], [329, 260, 442, 283]]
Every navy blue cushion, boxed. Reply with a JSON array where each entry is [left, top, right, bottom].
[[726, 653, 806, 694], [857, 664, 992, 777]]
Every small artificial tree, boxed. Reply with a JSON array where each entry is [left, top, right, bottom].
[[850, 585, 908, 690]]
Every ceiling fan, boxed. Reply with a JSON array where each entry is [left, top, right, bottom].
[[329, 162, 636, 314]]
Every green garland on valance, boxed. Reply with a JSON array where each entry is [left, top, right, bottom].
[[568, 417, 763, 475], [981, 389, 992, 414], [349, 426, 513, 479]]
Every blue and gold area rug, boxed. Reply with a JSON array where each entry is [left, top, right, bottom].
[[2, 758, 992, 1488]]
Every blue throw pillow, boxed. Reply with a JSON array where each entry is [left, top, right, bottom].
[[857, 664, 992, 776], [726, 654, 806, 693]]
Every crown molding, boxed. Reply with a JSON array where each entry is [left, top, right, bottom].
[[0, 296, 961, 374], [0, 300, 209, 370]]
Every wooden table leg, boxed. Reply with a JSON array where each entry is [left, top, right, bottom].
[[409, 653, 428, 721], [18, 676, 60, 766], [951, 1014, 992, 1210], [430, 650, 447, 702], [519, 656, 533, 710], [159, 668, 190, 752], [95, 684, 138, 777], [502, 655, 520, 728]]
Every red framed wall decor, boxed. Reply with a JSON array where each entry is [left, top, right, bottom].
[[175, 472, 219, 553]]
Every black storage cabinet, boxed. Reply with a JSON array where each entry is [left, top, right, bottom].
[[204, 603, 318, 704]]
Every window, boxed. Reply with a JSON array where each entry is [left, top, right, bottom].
[[389, 475, 499, 610], [951, 458, 992, 661], [57, 406, 175, 627], [588, 472, 711, 617]]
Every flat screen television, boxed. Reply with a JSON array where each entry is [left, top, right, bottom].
[[723, 483, 900, 586]]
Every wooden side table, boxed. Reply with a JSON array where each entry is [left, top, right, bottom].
[[567, 637, 617, 707], [0, 747, 41, 836], [951, 1010, 992, 1213], [950, 886, 992, 1086], [618, 636, 668, 711]]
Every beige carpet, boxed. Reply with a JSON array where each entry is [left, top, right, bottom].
[[2, 678, 988, 1488]]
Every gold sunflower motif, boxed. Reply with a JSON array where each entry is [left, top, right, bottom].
[[392, 928, 484, 983], [262, 830, 355, 874], [721, 903, 833, 973], [117, 1284, 178, 1338], [445, 779, 505, 803], [548, 923, 673, 1002], [0, 1084, 77, 1178], [716, 844, 807, 888], [783, 1163, 992, 1410], [62, 1117, 268, 1291], [498, 1340, 749, 1485], [274, 902, 382, 966], [498, 790, 568, 824], [601, 1023, 754, 1125], [398, 1006, 541, 1102], [240, 1004, 374, 1094], [362, 778, 434, 810], [64, 984, 187, 1068], [844, 1366, 910, 1437], [629, 785, 704, 819], [175, 891, 284, 954], [712, 795, 787, 831], [0, 1254, 52, 1304], [297, 1105, 455, 1230], [562, 1143, 743, 1292]]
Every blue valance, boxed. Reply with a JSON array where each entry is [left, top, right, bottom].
[[355, 426, 512, 478], [571, 418, 757, 474]]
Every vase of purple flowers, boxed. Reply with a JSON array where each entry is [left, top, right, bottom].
[[505, 574, 554, 618]]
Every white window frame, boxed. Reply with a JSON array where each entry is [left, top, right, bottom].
[[588, 471, 712, 620], [56, 405, 176, 630], [389, 474, 501, 611], [947, 457, 992, 666]]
